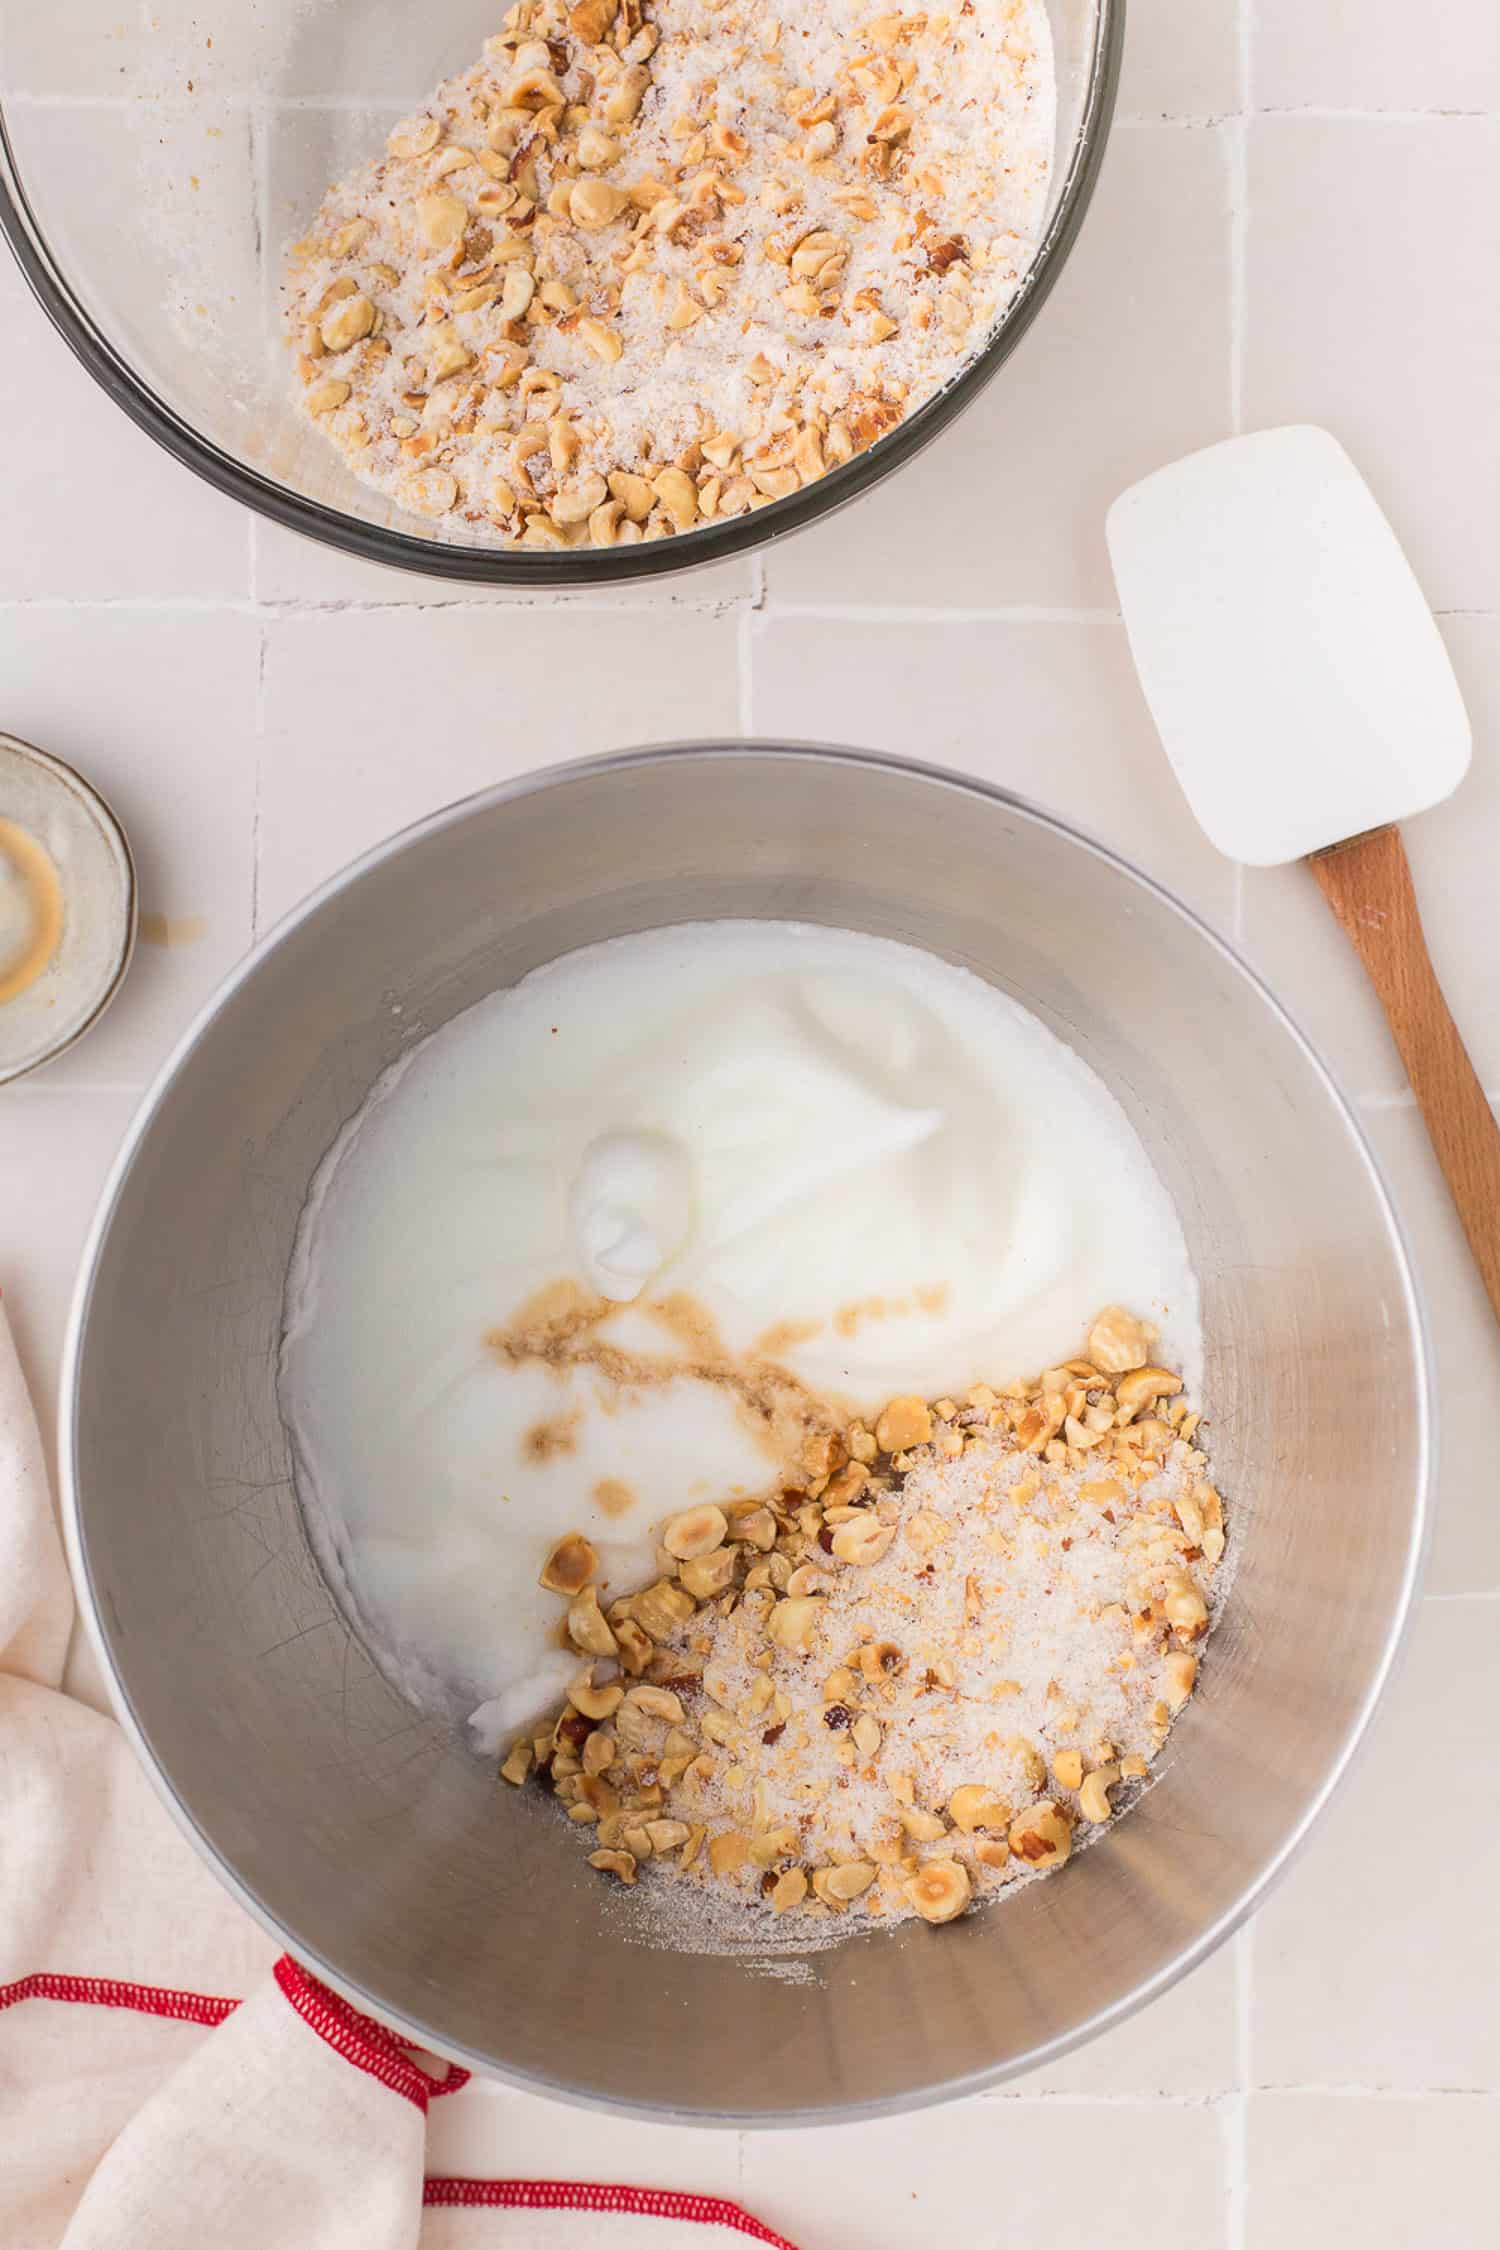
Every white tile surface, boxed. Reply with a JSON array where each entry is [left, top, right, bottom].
[[762, 123, 1234, 610], [752, 613, 1238, 924], [1253, 1, 1500, 113], [1247, 2094, 1500, 2250], [1006, 1944, 1237, 2097], [1120, 0, 1243, 120], [0, 1087, 140, 1423], [0, 608, 260, 1089], [256, 606, 741, 926], [1237, 863, 1402, 1104], [427, 2085, 743, 2197], [1244, 118, 1500, 613], [3, 0, 1499, 2233], [1251, 1598, 1500, 2093], [741, 2097, 1228, 2250], [0, 251, 249, 603], [1361, 1103, 1500, 1598]]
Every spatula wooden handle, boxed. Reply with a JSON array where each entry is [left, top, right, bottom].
[[1310, 823, 1500, 1324]]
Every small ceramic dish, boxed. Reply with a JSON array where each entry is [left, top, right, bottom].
[[0, 733, 136, 1084]]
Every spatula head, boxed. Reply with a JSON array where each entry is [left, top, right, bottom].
[[1106, 426, 1471, 866]]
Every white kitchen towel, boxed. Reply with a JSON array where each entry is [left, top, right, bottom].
[[0, 1302, 800, 2250]]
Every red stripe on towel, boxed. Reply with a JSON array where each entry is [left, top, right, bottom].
[[274, 1954, 471, 2108], [422, 2178, 800, 2244], [0, 1970, 237, 2025]]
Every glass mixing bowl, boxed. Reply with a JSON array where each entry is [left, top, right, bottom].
[[0, 0, 1120, 585]]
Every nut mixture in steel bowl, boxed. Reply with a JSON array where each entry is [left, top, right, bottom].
[[283, 0, 1055, 549], [508, 1304, 1227, 1934]]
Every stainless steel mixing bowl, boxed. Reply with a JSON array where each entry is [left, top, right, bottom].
[[63, 744, 1430, 2122], [0, 0, 1119, 585]]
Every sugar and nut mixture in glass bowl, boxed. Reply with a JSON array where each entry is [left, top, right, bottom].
[[2, 3, 1116, 580], [505, 1303, 1227, 1934], [282, 0, 1055, 550]]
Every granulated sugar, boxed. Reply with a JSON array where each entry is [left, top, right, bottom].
[[656, 1421, 1219, 1929], [514, 1323, 1227, 1943], [281, 0, 1055, 548]]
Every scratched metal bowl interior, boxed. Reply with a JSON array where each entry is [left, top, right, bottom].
[[64, 744, 1429, 2121], [0, 0, 1118, 585]]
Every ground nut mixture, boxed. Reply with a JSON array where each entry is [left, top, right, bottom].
[[504, 1308, 1228, 1934], [282, 0, 1054, 549]]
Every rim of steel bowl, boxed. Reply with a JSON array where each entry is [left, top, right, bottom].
[[0, 5, 1123, 587], [59, 741, 1434, 2125]]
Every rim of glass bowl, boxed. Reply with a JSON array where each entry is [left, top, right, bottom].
[[0, 2, 1121, 587]]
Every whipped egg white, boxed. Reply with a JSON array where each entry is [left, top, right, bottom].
[[280, 920, 1199, 1729]]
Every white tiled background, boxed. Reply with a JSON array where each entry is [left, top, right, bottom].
[[4, 2, 1499, 2242]]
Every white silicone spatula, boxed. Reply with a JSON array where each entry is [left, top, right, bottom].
[[1107, 424, 1500, 1323]]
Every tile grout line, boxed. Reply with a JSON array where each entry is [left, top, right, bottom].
[[1220, 2099, 1248, 2248], [737, 558, 766, 734], [2, 596, 1495, 622], [981, 2088, 1224, 2108], [1250, 104, 1497, 123], [736, 605, 753, 734], [458, 2078, 1500, 2105], [247, 93, 269, 949], [1227, 115, 1250, 440], [1225, 1923, 1254, 2250], [1097, 107, 1500, 126], [247, 97, 269, 619], [1226, 0, 1253, 444], [1115, 113, 1239, 130], [460, 2079, 1500, 2107], [0, 594, 751, 619], [0, 596, 1119, 621], [1225, 17, 1253, 2237], [458, 2081, 1233, 2109], [1247, 2082, 1500, 2098], [1238, 0, 1255, 125], [756, 601, 1122, 625], [251, 629, 267, 943]]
